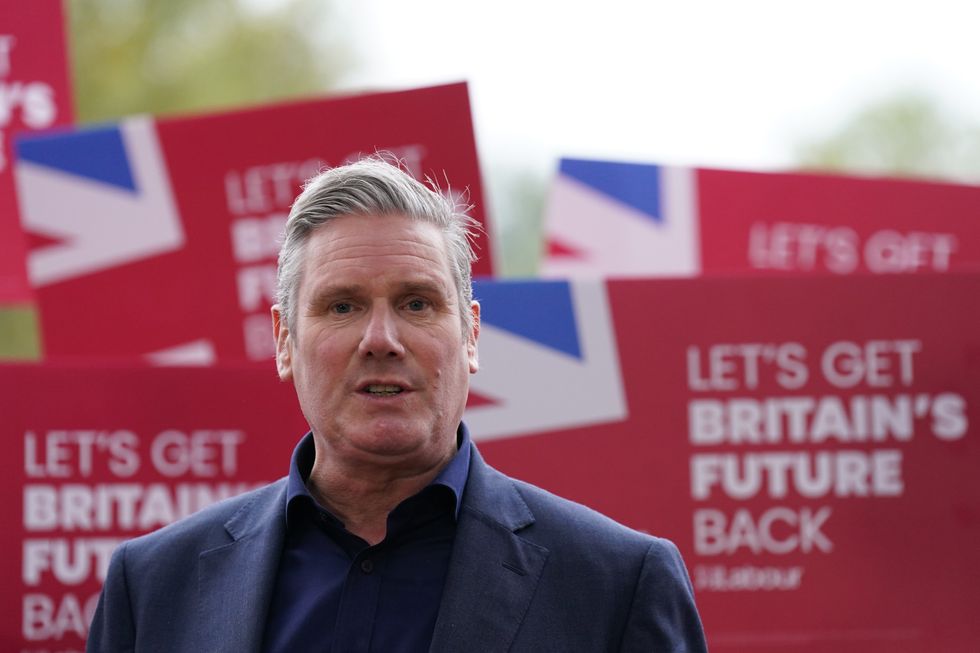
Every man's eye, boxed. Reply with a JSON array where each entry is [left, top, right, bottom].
[[406, 299, 428, 311], [332, 303, 353, 314]]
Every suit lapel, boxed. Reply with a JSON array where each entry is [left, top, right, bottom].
[[430, 448, 549, 653], [195, 481, 287, 653]]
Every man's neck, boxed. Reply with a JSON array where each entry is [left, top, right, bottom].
[[305, 449, 454, 546]]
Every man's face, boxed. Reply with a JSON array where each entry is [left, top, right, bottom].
[[273, 213, 479, 472]]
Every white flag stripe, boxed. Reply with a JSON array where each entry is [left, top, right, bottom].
[[466, 279, 627, 441], [20, 118, 185, 287], [542, 167, 699, 278]]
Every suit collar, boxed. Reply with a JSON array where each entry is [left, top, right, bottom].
[[459, 442, 535, 531], [284, 428, 474, 527], [430, 444, 549, 652], [186, 439, 548, 652], [195, 480, 288, 653]]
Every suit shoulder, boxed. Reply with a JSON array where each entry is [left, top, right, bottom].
[[505, 475, 697, 609], [507, 475, 670, 555], [122, 478, 286, 560], [481, 471, 696, 610]]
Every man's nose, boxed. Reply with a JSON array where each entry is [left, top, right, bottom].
[[358, 304, 406, 358]]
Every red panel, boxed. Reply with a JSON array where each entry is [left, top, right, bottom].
[[33, 83, 492, 361], [0, 0, 73, 303], [699, 168, 980, 276], [481, 272, 980, 652], [5, 272, 978, 651], [1, 364, 307, 649]]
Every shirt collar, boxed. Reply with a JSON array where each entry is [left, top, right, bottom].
[[285, 423, 472, 525]]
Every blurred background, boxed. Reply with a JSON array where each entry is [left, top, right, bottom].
[[5, 4, 980, 649], [68, 0, 980, 277], [4, 0, 979, 360]]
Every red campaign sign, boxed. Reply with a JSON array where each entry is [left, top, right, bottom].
[[471, 272, 980, 652], [0, 0, 73, 304], [698, 168, 980, 276], [15, 82, 493, 362], [2, 272, 978, 651], [1, 364, 308, 651], [542, 158, 980, 279]]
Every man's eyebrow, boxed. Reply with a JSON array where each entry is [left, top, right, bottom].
[[400, 279, 451, 296], [306, 284, 364, 304], [306, 279, 451, 302]]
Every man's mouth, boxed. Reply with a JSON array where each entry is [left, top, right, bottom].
[[363, 384, 404, 397]]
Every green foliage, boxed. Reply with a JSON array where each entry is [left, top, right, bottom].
[[67, 0, 355, 123], [796, 92, 980, 183], [0, 307, 41, 360], [487, 164, 548, 277]]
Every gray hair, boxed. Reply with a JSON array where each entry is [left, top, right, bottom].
[[276, 156, 480, 333]]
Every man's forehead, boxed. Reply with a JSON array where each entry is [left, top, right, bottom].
[[299, 216, 456, 295], [307, 214, 446, 252]]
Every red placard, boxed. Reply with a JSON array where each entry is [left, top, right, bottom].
[[542, 158, 980, 279], [3, 272, 977, 651], [699, 168, 980, 276], [0, 0, 73, 304], [16, 83, 493, 362], [472, 272, 980, 652], [2, 364, 307, 651]]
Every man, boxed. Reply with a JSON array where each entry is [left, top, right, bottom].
[[87, 158, 707, 652]]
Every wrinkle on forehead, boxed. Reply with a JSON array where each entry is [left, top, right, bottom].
[[306, 218, 447, 261], [311, 243, 447, 269], [299, 216, 456, 302]]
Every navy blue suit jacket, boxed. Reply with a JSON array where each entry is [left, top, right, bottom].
[[87, 443, 707, 652]]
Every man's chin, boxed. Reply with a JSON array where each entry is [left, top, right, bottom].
[[345, 422, 438, 459], [319, 415, 456, 465]]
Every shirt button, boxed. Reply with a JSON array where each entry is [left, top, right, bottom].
[[360, 559, 374, 574]]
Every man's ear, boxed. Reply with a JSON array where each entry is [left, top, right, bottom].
[[467, 301, 480, 374], [271, 305, 293, 381]]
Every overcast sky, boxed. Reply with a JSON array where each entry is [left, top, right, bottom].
[[338, 0, 980, 176]]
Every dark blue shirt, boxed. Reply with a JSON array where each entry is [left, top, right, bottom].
[[261, 427, 471, 653]]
